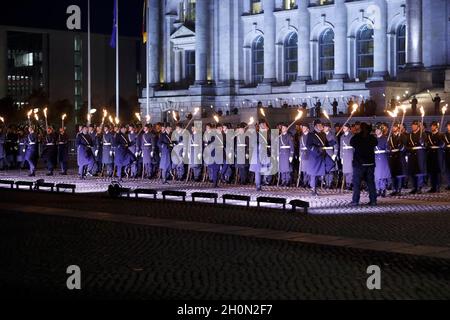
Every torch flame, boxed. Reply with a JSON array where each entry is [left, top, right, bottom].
[[322, 110, 330, 120], [34, 114, 39, 121], [108, 116, 114, 124], [27, 110, 33, 117], [146, 115, 151, 123], [420, 106, 425, 118], [62, 114, 67, 121], [387, 110, 398, 118], [115, 117, 120, 125], [442, 105, 448, 115], [260, 108, 266, 118], [135, 113, 141, 122], [248, 117, 255, 126], [401, 104, 407, 113], [295, 110, 304, 121], [213, 115, 220, 124], [193, 107, 200, 116], [33, 108, 39, 114], [352, 104, 358, 114], [0, 117, 4, 123], [103, 109, 108, 118], [43, 108, 48, 117], [172, 112, 178, 122]]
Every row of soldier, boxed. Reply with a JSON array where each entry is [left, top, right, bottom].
[[1, 118, 450, 196]]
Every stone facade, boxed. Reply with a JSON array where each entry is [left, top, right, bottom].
[[140, 0, 450, 122]]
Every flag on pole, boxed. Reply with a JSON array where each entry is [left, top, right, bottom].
[[142, 0, 148, 44], [110, 0, 118, 48]]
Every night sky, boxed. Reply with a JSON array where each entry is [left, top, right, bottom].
[[2, 0, 144, 37]]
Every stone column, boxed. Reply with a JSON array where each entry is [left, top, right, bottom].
[[405, 0, 423, 69], [263, 0, 276, 83], [333, 0, 348, 79], [148, 0, 161, 86], [297, 0, 311, 81], [218, 0, 232, 83], [173, 48, 182, 83], [0, 28, 7, 99], [372, 0, 388, 79], [195, 0, 209, 85]]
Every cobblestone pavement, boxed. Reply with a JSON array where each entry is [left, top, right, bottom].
[[1, 188, 449, 247], [1, 170, 450, 215], [1, 212, 449, 300]]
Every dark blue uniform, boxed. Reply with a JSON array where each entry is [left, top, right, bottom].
[[18, 135, 27, 168], [188, 131, 203, 182], [171, 130, 186, 180], [158, 132, 173, 183], [58, 132, 69, 174], [306, 130, 335, 192], [41, 132, 58, 175], [298, 133, 311, 187], [388, 132, 408, 194], [374, 135, 391, 194], [101, 132, 114, 177], [128, 132, 139, 178], [235, 134, 250, 185], [278, 133, 294, 186], [114, 133, 136, 179], [24, 132, 39, 176], [407, 130, 427, 192], [426, 131, 444, 192], [140, 131, 157, 179], [204, 132, 221, 188], [76, 133, 95, 177]]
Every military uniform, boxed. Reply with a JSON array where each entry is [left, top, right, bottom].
[[235, 129, 250, 185], [426, 128, 444, 192], [306, 124, 335, 194], [24, 131, 39, 176], [374, 135, 391, 196], [278, 132, 294, 186], [128, 130, 139, 178], [340, 131, 354, 189], [171, 128, 186, 181], [388, 131, 408, 195], [0, 130, 5, 169], [204, 129, 222, 188], [298, 130, 311, 187], [443, 128, 450, 189], [158, 130, 173, 183], [140, 130, 157, 179], [188, 130, 203, 182], [114, 132, 137, 180], [323, 129, 338, 188], [41, 131, 58, 175], [407, 129, 427, 193], [58, 131, 69, 174], [76, 132, 95, 178], [18, 134, 27, 169], [101, 131, 115, 177]]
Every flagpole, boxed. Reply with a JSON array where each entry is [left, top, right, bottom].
[[115, 0, 120, 119], [87, 0, 92, 125], [145, 0, 150, 117]]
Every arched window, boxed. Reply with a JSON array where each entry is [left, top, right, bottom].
[[319, 28, 334, 82], [252, 36, 264, 84], [356, 25, 374, 81], [284, 32, 298, 83], [397, 24, 406, 71]]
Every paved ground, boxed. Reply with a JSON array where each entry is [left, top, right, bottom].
[[1, 211, 449, 300]]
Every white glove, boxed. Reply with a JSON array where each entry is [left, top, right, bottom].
[[110, 151, 113, 157], [95, 150, 99, 157], [246, 154, 249, 160], [150, 152, 154, 158], [289, 157, 293, 163], [23, 149, 26, 153], [228, 153, 233, 160], [332, 155, 337, 161], [197, 153, 202, 160], [135, 152, 139, 158]]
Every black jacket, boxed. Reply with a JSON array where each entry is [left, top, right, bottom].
[[350, 133, 378, 166]]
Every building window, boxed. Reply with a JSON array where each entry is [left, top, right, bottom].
[[185, 50, 195, 84], [251, 0, 262, 14], [284, 0, 297, 10], [319, 28, 334, 82], [284, 33, 298, 83], [252, 36, 264, 84], [180, 0, 196, 23], [356, 25, 374, 81], [397, 24, 406, 71]]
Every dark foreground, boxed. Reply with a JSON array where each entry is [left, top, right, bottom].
[[0, 190, 449, 300]]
